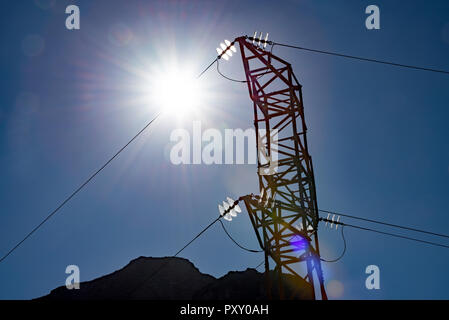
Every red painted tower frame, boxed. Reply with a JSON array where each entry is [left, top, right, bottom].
[[234, 36, 327, 300]]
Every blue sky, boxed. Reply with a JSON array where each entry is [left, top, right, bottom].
[[0, 0, 448, 299]]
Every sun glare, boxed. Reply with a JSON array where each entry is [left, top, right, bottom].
[[150, 67, 203, 117]]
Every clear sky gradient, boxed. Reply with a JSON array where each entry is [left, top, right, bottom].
[[0, 0, 448, 299]]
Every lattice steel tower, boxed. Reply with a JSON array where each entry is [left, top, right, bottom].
[[232, 35, 327, 300]]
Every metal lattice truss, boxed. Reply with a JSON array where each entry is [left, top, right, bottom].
[[235, 36, 327, 300]]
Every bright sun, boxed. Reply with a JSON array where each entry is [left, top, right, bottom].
[[150, 67, 203, 117]]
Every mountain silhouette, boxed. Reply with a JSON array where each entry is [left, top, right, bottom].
[[38, 257, 313, 300]]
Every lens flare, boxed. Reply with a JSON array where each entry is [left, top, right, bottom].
[[290, 234, 309, 252], [326, 280, 344, 299]]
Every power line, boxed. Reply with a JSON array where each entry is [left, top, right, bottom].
[[174, 216, 221, 257], [216, 58, 272, 83], [255, 214, 448, 269], [219, 219, 262, 253], [254, 260, 264, 270], [318, 208, 449, 239], [255, 226, 348, 268], [271, 41, 449, 75], [344, 222, 449, 250], [0, 58, 218, 265], [253, 228, 347, 268], [253, 207, 449, 269], [198, 57, 218, 78], [126, 215, 222, 297], [128, 198, 261, 296], [320, 217, 449, 250], [253, 206, 449, 268], [0, 112, 161, 264], [216, 59, 248, 83], [254, 226, 346, 270], [128, 208, 264, 295], [320, 226, 347, 263]]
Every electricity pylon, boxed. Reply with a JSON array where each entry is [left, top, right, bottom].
[[221, 35, 328, 300]]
